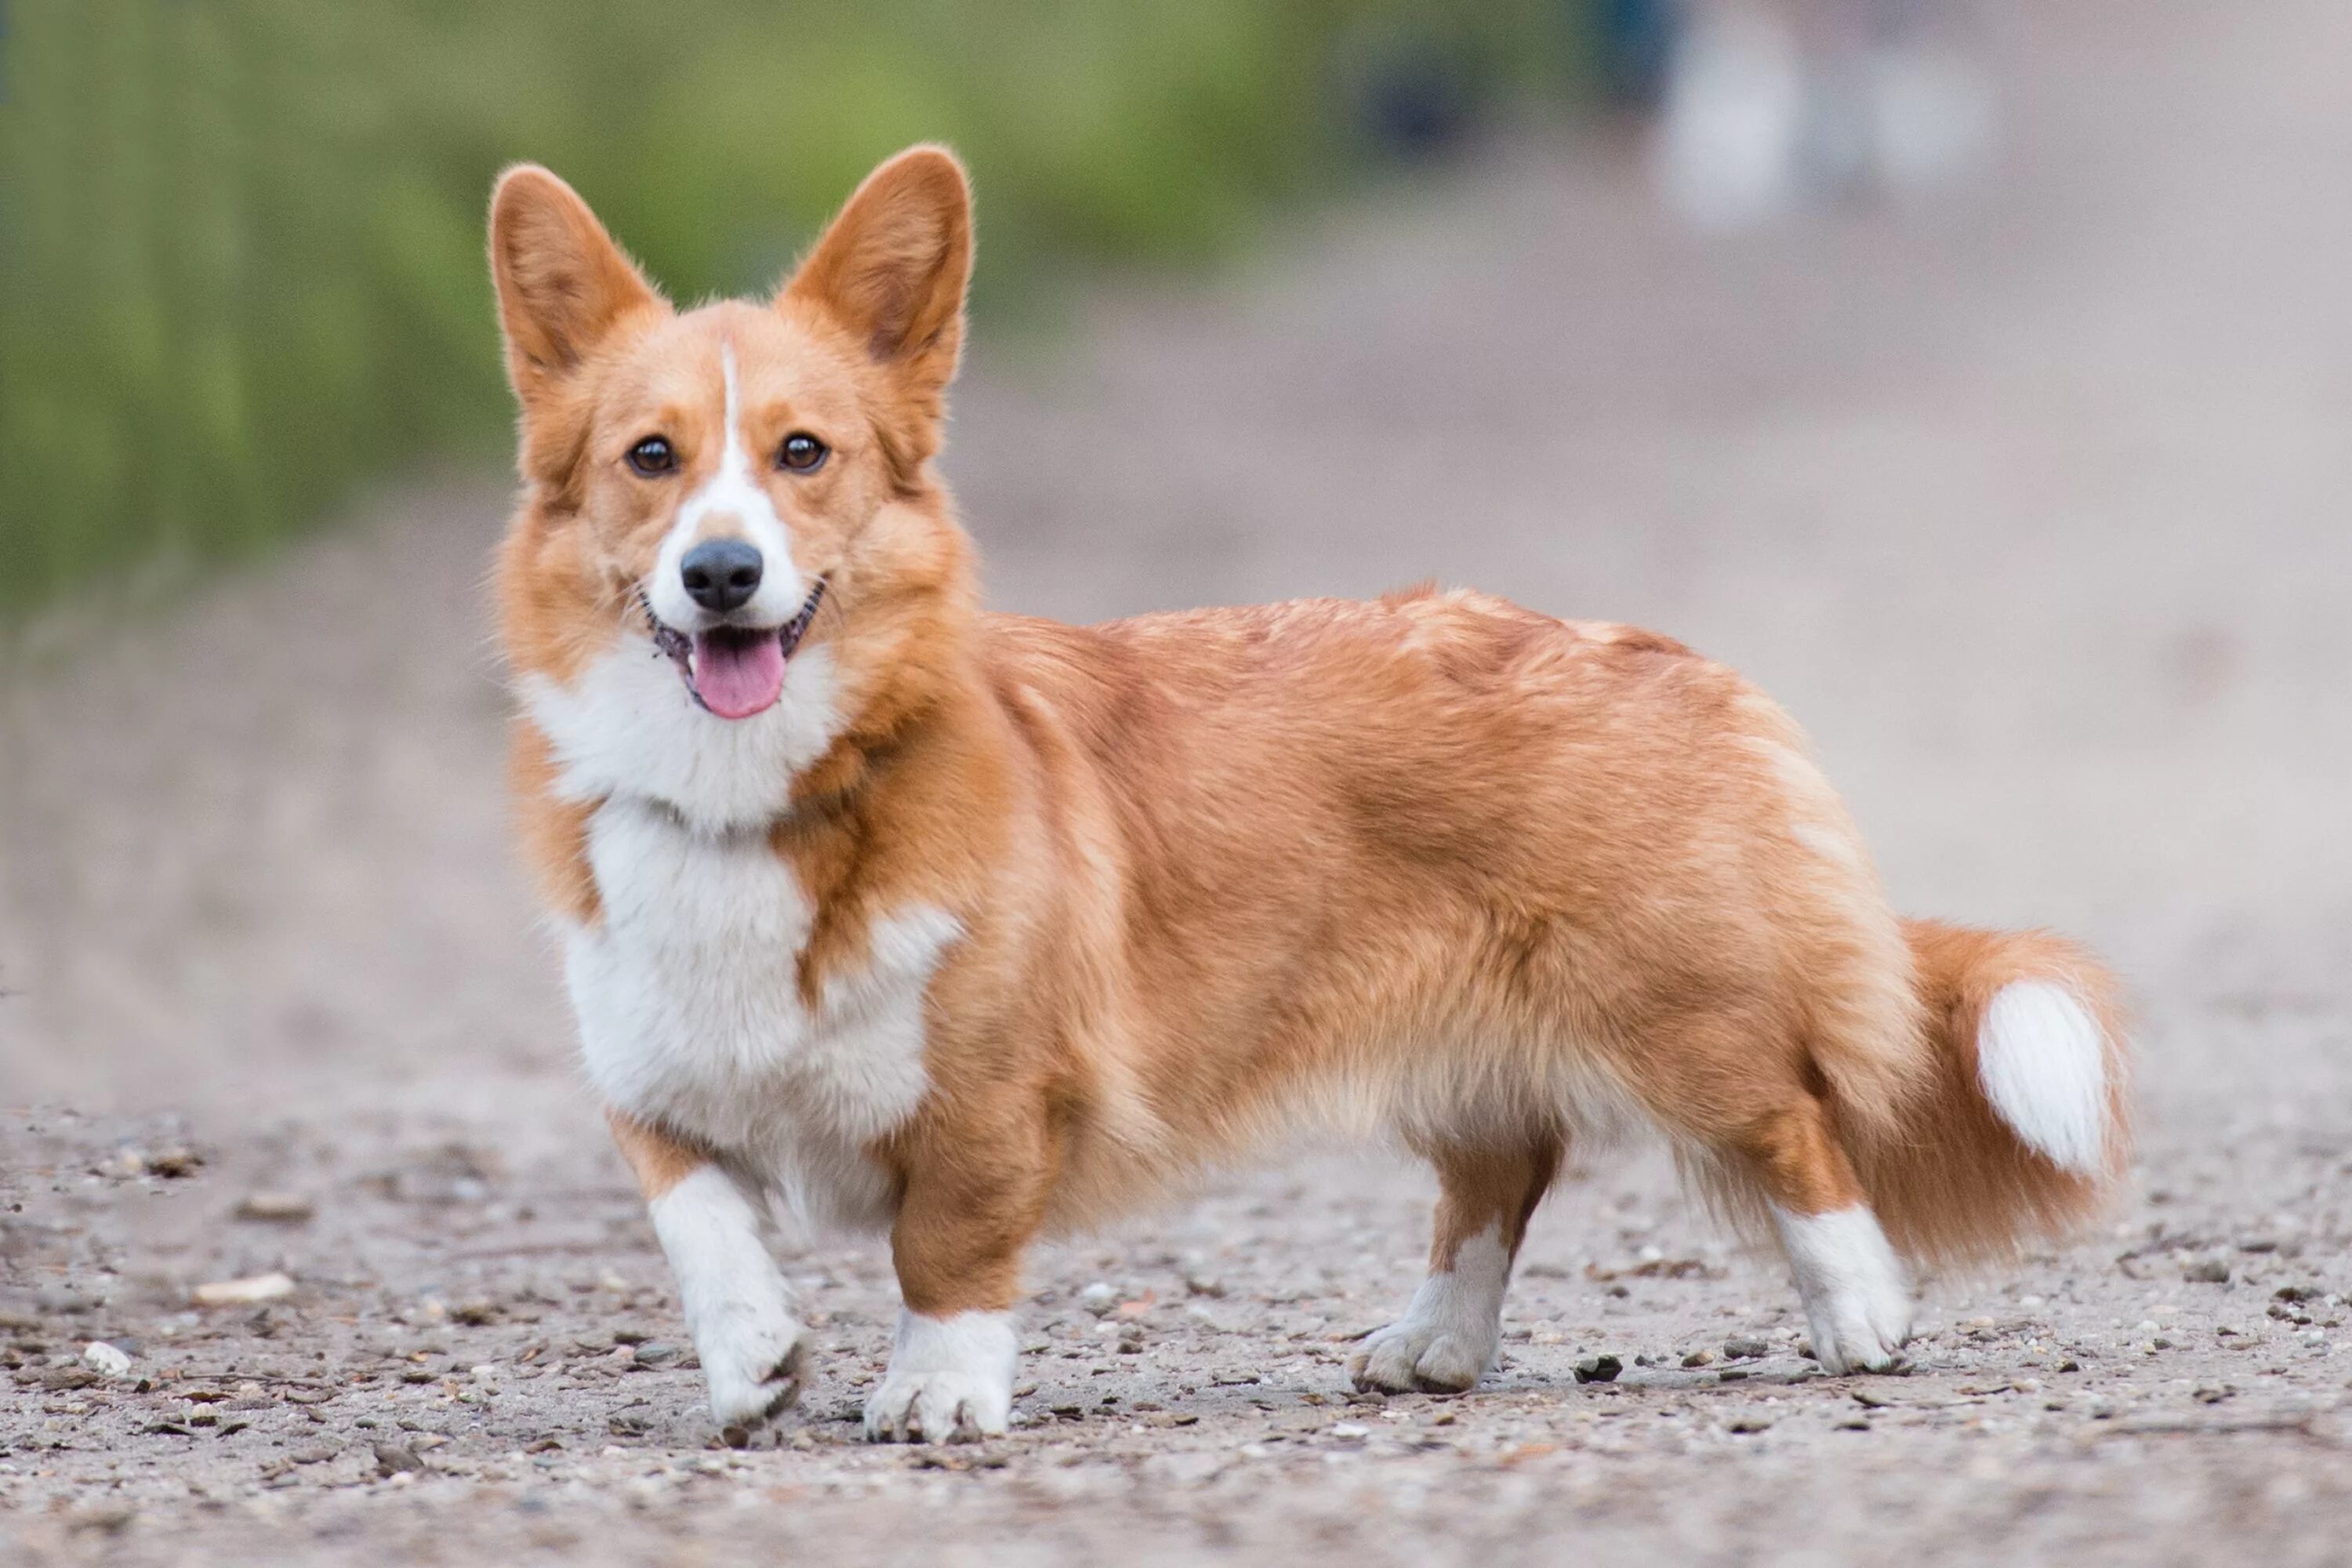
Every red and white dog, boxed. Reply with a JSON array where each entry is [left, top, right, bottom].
[[488, 147, 2129, 1445]]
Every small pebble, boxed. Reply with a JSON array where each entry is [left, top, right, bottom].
[[372, 1440, 426, 1477], [81, 1341, 132, 1378], [234, 1192, 316, 1223], [67, 1504, 136, 1535], [1723, 1338, 1770, 1360], [192, 1272, 295, 1308]]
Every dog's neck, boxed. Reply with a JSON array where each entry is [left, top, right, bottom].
[[771, 515, 1017, 911]]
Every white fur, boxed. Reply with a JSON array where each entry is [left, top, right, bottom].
[[865, 1308, 1018, 1443], [1351, 1221, 1511, 1393], [648, 339, 809, 634], [649, 1165, 808, 1435], [521, 639, 840, 833], [1771, 1203, 1911, 1374], [1978, 979, 2109, 1174], [565, 796, 960, 1228]]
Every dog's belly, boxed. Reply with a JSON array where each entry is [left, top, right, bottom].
[[563, 795, 957, 1229]]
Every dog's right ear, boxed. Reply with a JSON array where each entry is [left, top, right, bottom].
[[488, 165, 665, 405]]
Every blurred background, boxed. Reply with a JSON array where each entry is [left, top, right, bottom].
[[4, 0, 2350, 1270], [1, 0, 1587, 615]]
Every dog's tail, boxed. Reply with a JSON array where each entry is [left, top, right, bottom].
[[1835, 919, 2130, 1268]]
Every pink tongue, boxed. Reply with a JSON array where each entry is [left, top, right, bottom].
[[691, 631, 786, 720]]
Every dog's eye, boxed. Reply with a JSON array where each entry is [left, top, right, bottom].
[[779, 433, 828, 473], [625, 436, 676, 477]]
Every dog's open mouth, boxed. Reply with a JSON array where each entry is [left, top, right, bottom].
[[644, 578, 827, 721]]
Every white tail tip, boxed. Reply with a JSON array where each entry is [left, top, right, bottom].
[[1977, 981, 2109, 1174]]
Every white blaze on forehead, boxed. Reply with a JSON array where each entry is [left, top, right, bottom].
[[647, 338, 808, 631]]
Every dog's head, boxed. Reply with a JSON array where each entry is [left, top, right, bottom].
[[492, 147, 978, 826]]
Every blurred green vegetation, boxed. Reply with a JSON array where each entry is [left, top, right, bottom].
[[0, 2, 1584, 615]]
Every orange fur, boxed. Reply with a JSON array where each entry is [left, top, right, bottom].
[[1856, 920, 2131, 1265], [487, 148, 2132, 1393], [607, 1108, 706, 1203]]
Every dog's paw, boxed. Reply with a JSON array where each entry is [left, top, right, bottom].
[[863, 1367, 1010, 1444], [1803, 1293, 1912, 1376], [862, 1309, 1017, 1444], [1774, 1204, 1913, 1375], [1348, 1316, 1495, 1394], [703, 1315, 814, 1446]]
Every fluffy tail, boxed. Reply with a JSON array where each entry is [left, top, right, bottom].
[[1839, 919, 2131, 1269]]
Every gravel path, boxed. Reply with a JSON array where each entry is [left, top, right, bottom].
[[6, 2, 2352, 1563]]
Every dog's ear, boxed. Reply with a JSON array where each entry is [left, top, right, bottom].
[[488, 165, 665, 405], [782, 145, 973, 413]]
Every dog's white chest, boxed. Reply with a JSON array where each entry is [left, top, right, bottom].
[[562, 796, 956, 1227]]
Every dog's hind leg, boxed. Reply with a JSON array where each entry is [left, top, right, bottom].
[[1713, 1094, 1913, 1374], [1350, 1132, 1564, 1394]]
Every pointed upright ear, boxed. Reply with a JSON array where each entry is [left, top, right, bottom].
[[782, 145, 972, 405], [488, 165, 664, 404]]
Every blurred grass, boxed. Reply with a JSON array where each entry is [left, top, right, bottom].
[[0, 2, 1582, 618]]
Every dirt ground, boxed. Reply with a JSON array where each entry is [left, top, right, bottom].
[[6, 2, 2352, 1563]]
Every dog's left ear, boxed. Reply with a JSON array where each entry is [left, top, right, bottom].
[[783, 145, 972, 420]]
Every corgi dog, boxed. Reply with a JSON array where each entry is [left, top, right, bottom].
[[488, 146, 2128, 1446]]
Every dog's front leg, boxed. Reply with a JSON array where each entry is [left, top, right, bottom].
[[863, 1123, 1048, 1444], [607, 1109, 810, 1445]]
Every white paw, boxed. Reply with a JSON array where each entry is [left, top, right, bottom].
[[1349, 1317, 1496, 1393], [863, 1309, 1016, 1444], [1805, 1294, 1911, 1375], [702, 1311, 815, 1444], [1349, 1229, 1512, 1394], [1773, 1203, 1913, 1374], [647, 1167, 812, 1444]]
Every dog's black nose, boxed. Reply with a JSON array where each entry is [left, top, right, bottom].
[[680, 539, 763, 613]]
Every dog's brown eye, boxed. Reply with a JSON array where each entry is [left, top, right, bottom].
[[625, 436, 675, 477], [779, 433, 828, 473]]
